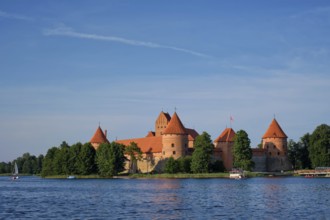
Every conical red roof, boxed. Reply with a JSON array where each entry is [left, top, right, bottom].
[[262, 119, 287, 139], [163, 112, 187, 135], [90, 126, 109, 143], [214, 128, 236, 142]]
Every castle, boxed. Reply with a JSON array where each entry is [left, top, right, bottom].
[[90, 111, 292, 173]]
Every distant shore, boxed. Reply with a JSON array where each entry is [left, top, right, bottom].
[[39, 171, 295, 179]]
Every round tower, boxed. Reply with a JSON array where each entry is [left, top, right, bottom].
[[162, 112, 188, 159], [90, 126, 109, 150], [262, 118, 288, 157], [262, 118, 291, 171], [214, 128, 236, 171]]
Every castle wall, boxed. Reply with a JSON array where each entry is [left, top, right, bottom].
[[214, 142, 233, 171], [263, 137, 292, 171], [266, 156, 292, 172], [162, 134, 188, 159], [125, 152, 164, 173], [252, 149, 267, 172], [263, 137, 288, 157]]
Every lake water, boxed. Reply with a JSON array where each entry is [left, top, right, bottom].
[[0, 176, 329, 219]]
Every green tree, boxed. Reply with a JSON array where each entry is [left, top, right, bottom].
[[53, 142, 71, 175], [209, 160, 225, 173], [233, 130, 254, 171], [164, 157, 180, 174], [77, 143, 96, 175], [96, 142, 126, 177], [299, 133, 311, 169], [288, 139, 300, 169], [191, 132, 214, 173], [177, 156, 192, 173], [309, 124, 330, 168], [41, 147, 59, 177], [36, 154, 44, 174], [125, 142, 142, 174]]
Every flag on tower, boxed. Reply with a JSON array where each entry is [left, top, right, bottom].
[[230, 116, 234, 122]]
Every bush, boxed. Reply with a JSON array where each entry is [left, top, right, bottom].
[[177, 156, 192, 173], [209, 160, 225, 173], [164, 157, 179, 174]]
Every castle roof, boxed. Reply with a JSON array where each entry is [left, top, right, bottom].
[[90, 126, 109, 144], [156, 111, 171, 122], [262, 118, 287, 139], [186, 128, 199, 141], [214, 128, 236, 142], [146, 131, 155, 137], [163, 112, 187, 135], [116, 136, 162, 153]]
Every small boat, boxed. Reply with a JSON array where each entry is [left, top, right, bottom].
[[12, 162, 19, 180], [67, 175, 76, 179], [229, 169, 245, 179]]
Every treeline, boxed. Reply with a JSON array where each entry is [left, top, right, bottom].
[[288, 124, 330, 169], [0, 153, 44, 175], [41, 141, 131, 177]]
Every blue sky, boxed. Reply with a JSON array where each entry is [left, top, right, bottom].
[[1, 0, 329, 162]]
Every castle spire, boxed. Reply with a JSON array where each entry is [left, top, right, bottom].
[[262, 118, 287, 139], [163, 112, 186, 135]]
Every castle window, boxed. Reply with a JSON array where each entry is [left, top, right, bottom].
[[163, 151, 165, 155], [269, 152, 272, 156], [273, 145, 275, 149], [277, 152, 280, 156], [171, 143, 174, 148], [173, 151, 176, 155]]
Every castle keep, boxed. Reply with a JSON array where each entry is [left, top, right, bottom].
[[90, 111, 292, 173]]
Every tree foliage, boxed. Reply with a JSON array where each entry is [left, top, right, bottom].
[[125, 142, 142, 173], [96, 142, 126, 177], [191, 132, 214, 173], [164, 157, 180, 174], [309, 124, 330, 168], [288, 134, 311, 170], [233, 130, 254, 171], [41, 142, 97, 177], [177, 156, 192, 173]]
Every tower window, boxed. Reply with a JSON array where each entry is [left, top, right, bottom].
[[269, 152, 272, 156], [277, 152, 280, 156], [273, 145, 276, 149], [173, 151, 176, 155], [171, 143, 174, 148]]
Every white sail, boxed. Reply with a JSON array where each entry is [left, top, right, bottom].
[[14, 162, 18, 175]]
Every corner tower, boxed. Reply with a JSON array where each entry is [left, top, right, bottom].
[[155, 111, 171, 136], [262, 118, 291, 171], [90, 126, 109, 150], [162, 112, 188, 159], [214, 128, 236, 171]]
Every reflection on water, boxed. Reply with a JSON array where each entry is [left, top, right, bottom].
[[0, 177, 329, 219]]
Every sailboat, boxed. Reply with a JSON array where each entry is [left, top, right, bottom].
[[12, 162, 19, 180]]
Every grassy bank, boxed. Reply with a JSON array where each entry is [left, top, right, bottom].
[[42, 171, 294, 179], [128, 172, 230, 179]]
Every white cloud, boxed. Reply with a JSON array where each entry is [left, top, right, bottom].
[[0, 10, 34, 21], [43, 25, 211, 58]]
